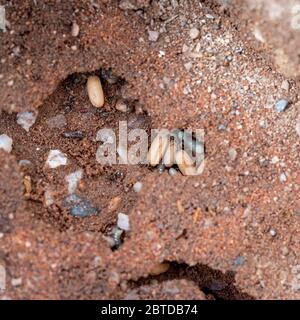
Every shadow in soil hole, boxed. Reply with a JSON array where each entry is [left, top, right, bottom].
[[130, 261, 254, 300]]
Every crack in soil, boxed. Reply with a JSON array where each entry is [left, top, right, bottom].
[[129, 261, 253, 300]]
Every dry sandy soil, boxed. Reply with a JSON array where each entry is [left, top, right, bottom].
[[0, 0, 300, 299]]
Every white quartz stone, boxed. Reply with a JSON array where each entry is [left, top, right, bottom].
[[0, 134, 12, 153], [16, 111, 38, 132], [46, 150, 67, 168], [66, 169, 83, 194], [117, 213, 130, 231]]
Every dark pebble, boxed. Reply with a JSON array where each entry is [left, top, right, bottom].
[[157, 163, 166, 173], [64, 194, 98, 218], [218, 124, 227, 131], [233, 255, 245, 267], [209, 279, 227, 291], [95, 109, 110, 118], [62, 131, 85, 139]]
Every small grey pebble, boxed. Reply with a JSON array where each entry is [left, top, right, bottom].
[[233, 255, 245, 267], [62, 131, 85, 139], [281, 80, 290, 91], [228, 148, 237, 161], [279, 173, 287, 182], [117, 213, 130, 231], [71, 203, 97, 217], [157, 163, 166, 173], [189, 27, 200, 40], [96, 109, 110, 118], [180, 18, 188, 28], [164, 285, 180, 295], [291, 281, 300, 292], [184, 62, 193, 72], [148, 30, 159, 42], [119, 0, 136, 10], [182, 43, 189, 53], [64, 194, 98, 218], [218, 124, 227, 131], [275, 99, 289, 112], [225, 55, 233, 62], [11, 278, 22, 287], [133, 181, 142, 193], [169, 168, 177, 176], [269, 229, 277, 237], [281, 246, 289, 256]]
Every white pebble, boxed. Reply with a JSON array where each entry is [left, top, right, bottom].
[[148, 30, 159, 42], [279, 173, 287, 182], [11, 278, 22, 287], [44, 189, 54, 207], [275, 99, 289, 113], [271, 156, 279, 164], [168, 168, 177, 176], [296, 119, 300, 137], [16, 111, 38, 132], [0, 134, 13, 153], [281, 80, 290, 91], [66, 169, 83, 194], [228, 148, 237, 161], [184, 62, 193, 71], [133, 181, 142, 193], [46, 150, 67, 168], [182, 44, 189, 53], [119, 0, 136, 10], [269, 229, 277, 237], [253, 27, 265, 43], [117, 213, 130, 231], [189, 27, 200, 40]]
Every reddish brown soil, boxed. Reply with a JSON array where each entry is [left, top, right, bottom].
[[0, 0, 300, 300]]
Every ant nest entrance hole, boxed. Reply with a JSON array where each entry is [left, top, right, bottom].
[[0, 68, 205, 250], [0, 68, 155, 249]]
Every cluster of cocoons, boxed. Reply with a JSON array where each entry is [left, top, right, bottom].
[[147, 130, 205, 176]]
